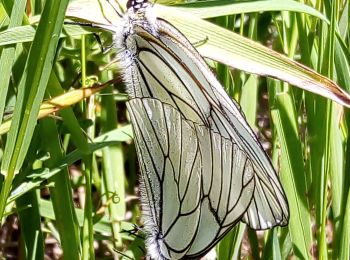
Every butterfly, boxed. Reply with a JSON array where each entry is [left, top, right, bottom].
[[108, 0, 289, 258]]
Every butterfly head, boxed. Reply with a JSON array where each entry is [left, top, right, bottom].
[[126, 0, 150, 12], [116, 0, 157, 44], [125, 0, 153, 24]]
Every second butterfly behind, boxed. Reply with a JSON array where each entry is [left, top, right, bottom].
[[114, 0, 289, 259]]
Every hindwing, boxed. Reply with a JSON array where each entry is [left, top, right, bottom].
[[127, 98, 258, 259]]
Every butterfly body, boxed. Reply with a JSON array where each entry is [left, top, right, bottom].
[[114, 1, 289, 259]]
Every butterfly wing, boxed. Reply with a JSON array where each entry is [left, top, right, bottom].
[[127, 98, 256, 259], [119, 6, 289, 259]]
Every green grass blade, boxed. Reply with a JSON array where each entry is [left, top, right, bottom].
[[340, 187, 350, 259], [0, 0, 26, 124], [16, 190, 44, 260], [318, 2, 338, 258], [40, 118, 81, 259], [217, 223, 245, 260], [80, 35, 95, 260], [262, 229, 282, 260], [100, 84, 126, 248], [171, 0, 327, 21], [270, 89, 312, 259], [82, 155, 95, 260]]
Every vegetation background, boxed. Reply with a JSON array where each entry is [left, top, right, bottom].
[[0, 0, 349, 259]]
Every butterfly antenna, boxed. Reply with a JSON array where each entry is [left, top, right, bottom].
[[113, 249, 135, 260], [120, 224, 145, 239], [92, 33, 115, 54], [92, 33, 104, 53]]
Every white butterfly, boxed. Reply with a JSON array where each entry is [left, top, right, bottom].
[[110, 0, 289, 259]]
